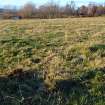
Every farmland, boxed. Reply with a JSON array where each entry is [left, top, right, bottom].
[[0, 17, 105, 105]]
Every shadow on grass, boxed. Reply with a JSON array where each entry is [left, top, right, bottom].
[[0, 69, 44, 105], [89, 44, 105, 52], [0, 67, 105, 105]]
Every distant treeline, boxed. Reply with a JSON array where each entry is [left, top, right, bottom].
[[1, 1, 105, 19]]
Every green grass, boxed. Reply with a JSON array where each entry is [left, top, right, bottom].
[[0, 17, 105, 105]]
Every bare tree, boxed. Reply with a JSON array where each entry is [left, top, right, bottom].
[[79, 5, 88, 16], [64, 0, 76, 16], [87, 3, 97, 16], [18, 2, 36, 18], [1, 0, 105, 19]]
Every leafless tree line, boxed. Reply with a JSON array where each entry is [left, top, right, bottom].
[[1, 1, 105, 19]]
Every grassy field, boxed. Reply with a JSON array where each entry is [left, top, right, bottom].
[[0, 17, 105, 105]]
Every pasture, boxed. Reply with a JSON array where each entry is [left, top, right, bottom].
[[0, 17, 105, 105]]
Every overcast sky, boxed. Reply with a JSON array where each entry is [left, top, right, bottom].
[[0, 0, 104, 7]]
